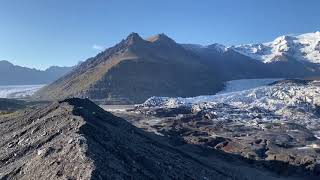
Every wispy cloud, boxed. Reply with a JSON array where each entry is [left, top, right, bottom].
[[92, 44, 104, 51]]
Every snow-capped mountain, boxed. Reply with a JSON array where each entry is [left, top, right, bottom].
[[232, 31, 320, 64]]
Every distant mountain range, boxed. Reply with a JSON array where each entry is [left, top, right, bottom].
[[34, 32, 320, 104], [0, 60, 73, 85]]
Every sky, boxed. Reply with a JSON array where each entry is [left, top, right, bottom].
[[0, 0, 319, 69]]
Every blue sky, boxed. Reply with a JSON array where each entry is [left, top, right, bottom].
[[0, 0, 319, 69]]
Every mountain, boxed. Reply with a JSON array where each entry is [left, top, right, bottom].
[[0, 98, 297, 179], [232, 31, 320, 64], [34, 33, 223, 104], [0, 60, 73, 85], [34, 32, 320, 104]]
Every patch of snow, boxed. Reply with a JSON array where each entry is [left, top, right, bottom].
[[37, 149, 45, 156], [297, 144, 320, 150], [0, 85, 45, 99]]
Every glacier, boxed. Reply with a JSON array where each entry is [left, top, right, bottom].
[[217, 78, 282, 94], [0, 84, 45, 99], [140, 79, 320, 130]]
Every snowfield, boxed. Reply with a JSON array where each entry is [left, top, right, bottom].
[[0, 85, 45, 99]]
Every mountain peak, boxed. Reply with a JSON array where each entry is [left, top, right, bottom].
[[127, 32, 141, 39], [0, 60, 14, 70], [207, 43, 227, 53], [146, 33, 175, 43], [0, 60, 13, 65], [125, 32, 144, 45], [109, 32, 146, 52]]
